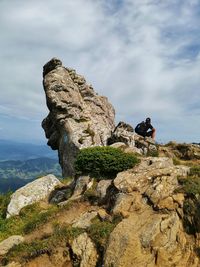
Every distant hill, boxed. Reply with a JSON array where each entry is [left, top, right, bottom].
[[0, 157, 62, 193], [0, 177, 28, 194], [0, 139, 57, 160]]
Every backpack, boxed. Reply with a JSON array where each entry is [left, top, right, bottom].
[[135, 121, 146, 133]]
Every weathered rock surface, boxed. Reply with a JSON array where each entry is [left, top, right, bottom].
[[4, 262, 21, 267], [6, 174, 62, 217], [0, 236, 24, 256], [72, 211, 97, 229], [103, 157, 197, 267], [71, 233, 98, 267], [104, 210, 195, 267], [96, 179, 112, 200], [108, 121, 135, 147], [134, 134, 158, 155], [72, 176, 94, 197], [42, 58, 115, 176]]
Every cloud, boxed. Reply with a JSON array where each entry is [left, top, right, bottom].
[[0, 0, 200, 143]]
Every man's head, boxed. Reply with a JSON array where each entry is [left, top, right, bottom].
[[145, 117, 151, 124]]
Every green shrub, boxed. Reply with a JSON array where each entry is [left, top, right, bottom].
[[74, 146, 139, 178], [178, 176, 200, 197], [190, 166, 200, 177], [147, 149, 159, 157], [173, 157, 181, 165], [178, 175, 200, 235], [87, 218, 116, 248], [0, 192, 12, 219]]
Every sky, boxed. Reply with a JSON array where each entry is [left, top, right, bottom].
[[0, 0, 200, 144]]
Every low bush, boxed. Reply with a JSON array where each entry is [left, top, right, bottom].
[[87, 218, 116, 248], [74, 146, 139, 178], [173, 157, 181, 166], [0, 192, 12, 219], [178, 173, 200, 235], [178, 177, 200, 198], [190, 166, 200, 178]]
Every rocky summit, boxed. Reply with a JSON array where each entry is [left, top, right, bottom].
[[0, 59, 200, 267], [42, 58, 115, 177]]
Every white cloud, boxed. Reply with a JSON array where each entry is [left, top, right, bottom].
[[0, 0, 200, 143]]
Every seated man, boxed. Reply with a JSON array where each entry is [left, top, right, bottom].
[[135, 117, 156, 139]]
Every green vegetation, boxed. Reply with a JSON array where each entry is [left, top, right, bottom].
[[0, 195, 78, 243], [21, 205, 58, 234], [190, 166, 200, 177], [87, 219, 115, 248], [0, 202, 60, 242], [177, 166, 200, 197], [172, 157, 181, 165], [4, 224, 84, 264], [75, 146, 139, 178], [177, 165, 200, 235], [147, 149, 159, 157], [0, 192, 12, 218]]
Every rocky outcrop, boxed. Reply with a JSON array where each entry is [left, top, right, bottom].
[[159, 142, 200, 160], [6, 174, 62, 218], [107, 121, 135, 147], [2, 155, 200, 267], [42, 58, 115, 176], [71, 233, 98, 267], [103, 157, 197, 267]]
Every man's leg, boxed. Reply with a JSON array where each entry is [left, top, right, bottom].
[[146, 129, 156, 139]]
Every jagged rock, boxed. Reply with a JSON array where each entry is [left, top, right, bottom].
[[114, 157, 189, 209], [96, 179, 112, 200], [71, 233, 98, 267], [49, 186, 72, 204], [72, 176, 94, 197], [134, 134, 157, 155], [110, 142, 142, 155], [42, 58, 115, 176], [98, 208, 111, 221], [72, 211, 97, 229], [112, 192, 143, 216], [108, 122, 135, 147], [6, 175, 62, 217], [0, 235, 24, 256]]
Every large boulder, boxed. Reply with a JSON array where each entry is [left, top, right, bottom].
[[6, 174, 62, 218], [42, 58, 115, 176]]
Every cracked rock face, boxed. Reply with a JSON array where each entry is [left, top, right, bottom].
[[103, 157, 197, 267], [42, 58, 115, 177]]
